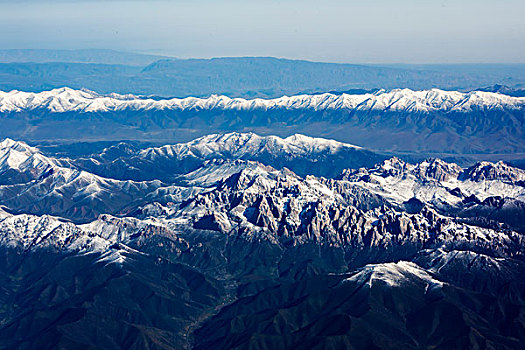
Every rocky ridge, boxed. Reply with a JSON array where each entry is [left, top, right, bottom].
[[1, 134, 525, 349]]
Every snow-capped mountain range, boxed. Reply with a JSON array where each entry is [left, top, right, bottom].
[[0, 87, 523, 113], [1, 88, 524, 156]]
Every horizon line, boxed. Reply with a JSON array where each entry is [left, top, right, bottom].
[[1, 48, 525, 66]]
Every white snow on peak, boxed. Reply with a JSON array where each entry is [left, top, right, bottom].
[[344, 261, 444, 288], [464, 161, 525, 182], [284, 133, 360, 151], [0, 138, 55, 171], [0, 138, 176, 210], [139, 132, 361, 161], [0, 211, 164, 254], [0, 87, 523, 113], [0, 138, 39, 154], [341, 157, 525, 206]]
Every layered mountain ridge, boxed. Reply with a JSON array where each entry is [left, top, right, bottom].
[[1, 87, 524, 156]]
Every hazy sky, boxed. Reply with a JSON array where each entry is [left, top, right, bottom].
[[1, 0, 524, 63]]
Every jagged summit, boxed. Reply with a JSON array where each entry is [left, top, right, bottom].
[[0, 137, 56, 174], [341, 156, 521, 185], [1, 134, 525, 237], [462, 161, 525, 182]]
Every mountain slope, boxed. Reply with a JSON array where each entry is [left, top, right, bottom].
[[1, 134, 525, 349], [194, 259, 525, 350], [338, 157, 525, 232], [2, 135, 525, 231], [0, 139, 204, 222]]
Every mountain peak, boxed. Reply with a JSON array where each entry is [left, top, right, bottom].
[[415, 158, 463, 181], [0, 137, 33, 151], [462, 161, 525, 182], [0, 138, 49, 171], [345, 261, 443, 288], [284, 133, 361, 151]]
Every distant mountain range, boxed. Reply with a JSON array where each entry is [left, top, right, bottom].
[[0, 49, 167, 66], [2, 86, 523, 113], [0, 50, 524, 98]]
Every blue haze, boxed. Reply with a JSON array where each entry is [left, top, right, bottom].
[[0, 0, 524, 64]]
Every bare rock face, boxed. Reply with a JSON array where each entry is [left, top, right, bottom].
[[1, 136, 525, 247], [175, 161, 524, 256], [414, 158, 463, 181], [194, 212, 231, 233], [461, 161, 525, 182], [341, 157, 463, 183]]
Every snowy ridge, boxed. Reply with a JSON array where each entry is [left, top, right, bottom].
[[1, 134, 525, 252], [0, 209, 177, 254], [0, 87, 523, 113], [0, 137, 156, 191], [1, 138, 524, 348], [0, 138, 204, 223], [0, 138, 57, 172], [339, 157, 525, 208], [0, 178, 521, 255], [139, 132, 361, 161]]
